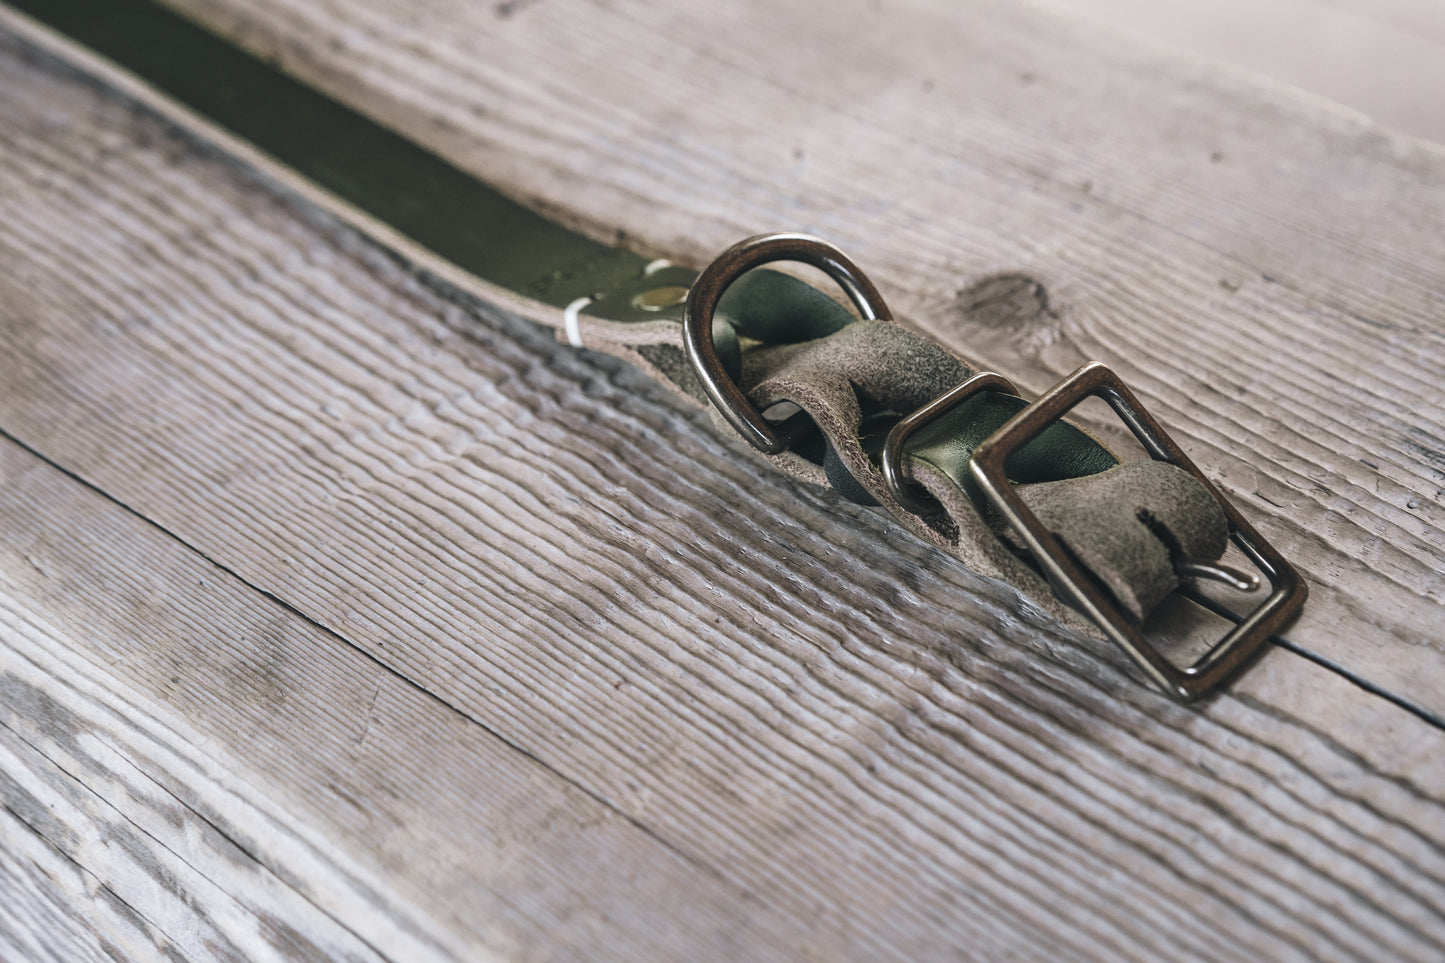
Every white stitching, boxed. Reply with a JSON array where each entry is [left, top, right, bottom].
[[563, 296, 592, 348]]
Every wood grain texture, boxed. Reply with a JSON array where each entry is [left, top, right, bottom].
[[1035, 0, 1445, 143], [2, 18, 1445, 960], [0, 439, 785, 961], [144, 0, 1445, 716]]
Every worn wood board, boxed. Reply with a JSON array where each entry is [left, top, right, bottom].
[[153, 0, 1445, 715], [1, 0, 1443, 958]]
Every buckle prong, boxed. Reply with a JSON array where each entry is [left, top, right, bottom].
[[1175, 560, 1261, 593], [969, 362, 1307, 702]]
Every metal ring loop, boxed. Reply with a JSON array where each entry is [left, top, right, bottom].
[[682, 233, 892, 454], [881, 371, 1021, 514]]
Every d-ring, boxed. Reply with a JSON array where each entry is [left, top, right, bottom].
[[682, 233, 893, 454]]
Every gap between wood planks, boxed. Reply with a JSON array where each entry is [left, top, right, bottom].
[[0, 424, 726, 881], [1183, 589, 1445, 730], [0, 325, 1437, 740], [0, 720, 371, 962]]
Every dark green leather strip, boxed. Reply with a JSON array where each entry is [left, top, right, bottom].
[[10, 0, 647, 307]]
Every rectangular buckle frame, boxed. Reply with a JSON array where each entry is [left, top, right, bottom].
[[969, 362, 1307, 702]]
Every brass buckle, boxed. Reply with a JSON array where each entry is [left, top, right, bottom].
[[969, 362, 1308, 702]]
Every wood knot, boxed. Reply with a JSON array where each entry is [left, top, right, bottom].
[[953, 273, 1052, 330]]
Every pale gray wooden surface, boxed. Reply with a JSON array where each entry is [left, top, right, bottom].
[[1, 0, 1444, 959], [1039, 0, 1445, 144], [161, 0, 1445, 715]]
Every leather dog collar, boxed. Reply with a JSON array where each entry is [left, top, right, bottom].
[[18, 0, 1307, 700]]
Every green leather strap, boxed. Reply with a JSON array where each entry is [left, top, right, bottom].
[[11, 0, 648, 308]]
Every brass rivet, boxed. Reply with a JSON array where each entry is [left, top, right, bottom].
[[632, 285, 690, 311]]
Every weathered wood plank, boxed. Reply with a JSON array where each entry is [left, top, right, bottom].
[[0, 717, 389, 963], [0, 799, 145, 963], [1036, 0, 1445, 143], [145, 0, 1445, 713], [0, 436, 790, 960], [1, 22, 1444, 959]]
